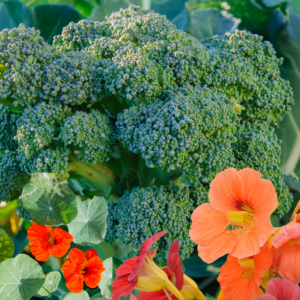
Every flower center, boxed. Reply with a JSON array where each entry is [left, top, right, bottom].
[[79, 262, 88, 276], [227, 211, 255, 232], [241, 270, 254, 281], [47, 233, 56, 246]]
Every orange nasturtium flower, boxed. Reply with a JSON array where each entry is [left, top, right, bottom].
[[271, 221, 300, 283], [190, 168, 278, 263], [27, 221, 73, 261], [113, 231, 185, 300], [137, 241, 205, 300], [62, 248, 105, 293], [218, 242, 273, 300]]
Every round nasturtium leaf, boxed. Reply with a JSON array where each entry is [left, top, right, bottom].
[[63, 290, 90, 300], [68, 196, 108, 246], [22, 174, 79, 226], [38, 271, 61, 296], [0, 228, 15, 262], [0, 254, 45, 300]]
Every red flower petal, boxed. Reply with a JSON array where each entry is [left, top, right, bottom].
[[65, 273, 84, 294], [84, 257, 105, 288], [167, 241, 183, 291], [68, 248, 86, 266], [116, 256, 139, 277], [85, 249, 98, 261], [49, 228, 73, 258], [113, 275, 138, 300]]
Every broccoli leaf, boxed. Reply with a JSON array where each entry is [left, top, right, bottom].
[[68, 196, 108, 246], [0, 254, 45, 300], [22, 174, 79, 226], [63, 291, 90, 300], [38, 271, 61, 297], [188, 8, 240, 39], [99, 257, 122, 299], [0, 228, 15, 262]]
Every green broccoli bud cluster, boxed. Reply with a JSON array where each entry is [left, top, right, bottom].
[[202, 30, 294, 123], [117, 86, 238, 171], [106, 184, 196, 262], [16, 102, 71, 157], [0, 104, 18, 150], [19, 147, 71, 174], [42, 52, 101, 105], [0, 151, 29, 201], [0, 24, 55, 107], [59, 110, 116, 164], [15, 198, 31, 220]]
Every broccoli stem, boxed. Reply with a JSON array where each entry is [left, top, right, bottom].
[[0, 96, 24, 113], [67, 154, 120, 200]]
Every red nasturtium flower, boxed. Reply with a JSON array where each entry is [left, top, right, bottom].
[[256, 278, 300, 300], [190, 168, 278, 263], [271, 221, 300, 283], [113, 231, 185, 300], [217, 242, 273, 300], [27, 221, 73, 261], [137, 241, 206, 300], [62, 248, 105, 293]]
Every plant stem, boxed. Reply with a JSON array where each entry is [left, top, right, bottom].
[[163, 288, 172, 300]]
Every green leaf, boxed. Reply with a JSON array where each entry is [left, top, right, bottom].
[[63, 290, 90, 300], [99, 257, 122, 299], [119, 169, 140, 194], [0, 228, 14, 262], [22, 174, 79, 226], [0, 0, 32, 31], [0, 254, 45, 300], [32, 4, 81, 43], [262, 0, 290, 8], [182, 254, 227, 278], [90, 0, 142, 21], [93, 240, 132, 261], [38, 271, 61, 297], [188, 8, 241, 39], [67, 196, 108, 246]]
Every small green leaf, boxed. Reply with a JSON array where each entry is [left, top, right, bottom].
[[38, 271, 61, 297], [0, 228, 15, 262], [119, 169, 140, 194], [0, 254, 45, 300], [68, 196, 108, 246], [99, 257, 122, 299], [93, 240, 132, 261], [188, 8, 241, 39], [63, 290, 90, 300], [22, 174, 79, 226]]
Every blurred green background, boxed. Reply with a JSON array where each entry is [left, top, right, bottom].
[[1, 0, 300, 298]]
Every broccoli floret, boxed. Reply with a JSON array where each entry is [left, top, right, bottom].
[[16, 102, 71, 157], [59, 110, 116, 164], [0, 151, 29, 201], [106, 184, 196, 262], [117, 86, 238, 171], [0, 24, 55, 107], [0, 104, 19, 150]]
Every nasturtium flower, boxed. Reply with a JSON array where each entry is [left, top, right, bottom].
[[27, 221, 73, 261], [62, 248, 105, 293], [137, 241, 205, 300], [271, 221, 300, 283], [190, 168, 277, 263], [113, 231, 185, 300], [257, 278, 300, 300], [218, 242, 273, 300]]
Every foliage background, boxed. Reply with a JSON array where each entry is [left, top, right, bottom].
[[0, 0, 300, 299]]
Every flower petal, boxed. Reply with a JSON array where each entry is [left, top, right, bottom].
[[239, 169, 277, 217], [264, 278, 300, 300], [30, 244, 50, 261], [128, 231, 168, 281], [113, 275, 138, 300], [65, 274, 84, 294], [49, 228, 73, 258], [137, 291, 169, 300], [84, 257, 105, 288], [168, 248, 183, 291], [209, 168, 244, 212], [197, 231, 238, 264], [190, 204, 229, 246], [256, 296, 276, 300], [85, 249, 98, 261], [62, 259, 77, 281], [231, 216, 274, 259], [253, 242, 273, 275], [27, 222, 52, 245], [68, 248, 86, 266], [116, 256, 138, 277], [278, 246, 300, 284], [272, 222, 300, 249]]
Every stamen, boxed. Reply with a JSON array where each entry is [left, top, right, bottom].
[[47, 234, 56, 246]]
